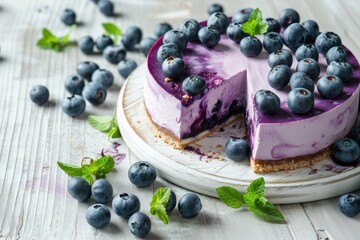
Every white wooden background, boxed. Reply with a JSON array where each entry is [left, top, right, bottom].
[[0, 0, 359, 239]]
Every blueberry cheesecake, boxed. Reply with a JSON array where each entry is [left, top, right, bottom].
[[142, 8, 360, 173]]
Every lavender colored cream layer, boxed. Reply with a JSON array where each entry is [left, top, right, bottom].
[[145, 34, 360, 160]]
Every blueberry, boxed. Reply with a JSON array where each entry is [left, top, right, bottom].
[[139, 37, 156, 56], [224, 137, 250, 161], [301, 19, 319, 43], [78, 36, 94, 55], [118, 59, 138, 79], [254, 90, 281, 115], [326, 59, 353, 83], [112, 193, 140, 219], [332, 138, 360, 164], [264, 18, 281, 33], [61, 95, 86, 117], [64, 74, 85, 95], [207, 12, 229, 34], [91, 179, 113, 204], [267, 65, 292, 90], [166, 190, 177, 213], [295, 44, 319, 62], [76, 61, 99, 80], [83, 82, 107, 105], [315, 32, 342, 55], [30, 85, 49, 105], [296, 58, 320, 80], [128, 212, 151, 238], [326, 46, 348, 64], [179, 19, 201, 42], [157, 43, 183, 64], [98, 0, 114, 16], [226, 22, 248, 43], [103, 45, 126, 64], [317, 75, 343, 99], [283, 23, 307, 52], [91, 69, 114, 88], [198, 26, 221, 48], [240, 36, 262, 57], [95, 35, 113, 53], [86, 204, 111, 229], [163, 30, 188, 51], [207, 3, 224, 15], [287, 88, 314, 114], [60, 9, 76, 26], [128, 161, 157, 187], [182, 75, 207, 96], [67, 176, 91, 202], [339, 194, 360, 217], [279, 8, 300, 28], [263, 32, 284, 54], [178, 193, 202, 219], [268, 50, 293, 68], [289, 72, 314, 92], [122, 26, 142, 50], [162, 57, 184, 79], [154, 23, 173, 38], [350, 121, 360, 144], [232, 8, 253, 24]]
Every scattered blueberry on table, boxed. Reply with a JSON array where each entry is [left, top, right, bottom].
[[83, 82, 107, 105], [97, 0, 114, 16], [154, 22, 173, 38], [78, 36, 95, 55], [112, 193, 141, 219], [76, 61, 99, 80], [128, 212, 152, 238], [86, 204, 111, 229], [225, 137, 250, 161], [207, 3, 224, 16], [67, 176, 91, 202], [60, 9, 76, 26], [64, 74, 85, 95], [91, 69, 114, 89], [30, 85, 49, 105], [91, 179, 113, 204], [103, 45, 127, 64], [62, 95, 86, 117], [118, 59, 138, 79], [178, 193, 202, 219], [338, 194, 360, 217], [128, 161, 157, 187]]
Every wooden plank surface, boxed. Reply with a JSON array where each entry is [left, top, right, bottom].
[[0, 0, 359, 239]]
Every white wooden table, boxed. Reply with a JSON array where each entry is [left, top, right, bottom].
[[0, 0, 359, 239]]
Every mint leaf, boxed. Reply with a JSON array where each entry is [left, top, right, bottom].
[[57, 162, 84, 177], [102, 23, 122, 43], [242, 8, 268, 36], [88, 115, 114, 132], [248, 199, 286, 223], [37, 26, 76, 52], [108, 127, 121, 140], [82, 173, 94, 185], [247, 177, 265, 196], [91, 155, 115, 179], [216, 186, 244, 208], [150, 187, 171, 224]]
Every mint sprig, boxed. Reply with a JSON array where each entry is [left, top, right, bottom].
[[150, 187, 171, 224], [88, 112, 121, 141], [37, 25, 76, 52], [102, 23, 122, 43], [216, 177, 286, 223], [57, 155, 115, 185], [242, 8, 268, 36]]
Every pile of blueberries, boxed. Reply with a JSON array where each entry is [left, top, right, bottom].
[[68, 161, 202, 237]]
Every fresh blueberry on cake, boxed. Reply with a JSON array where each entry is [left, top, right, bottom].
[[198, 26, 221, 48], [179, 19, 201, 42], [326, 46, 348, 64], [163, 30, 188, 51], [264, 17, 281, 33], [207, 12, 230, 34], [296, 58, 320, 80], [287, 88, 314, 114], [226, 22, 248, 43], [283, 23, 307, 52], [263, 32, 283, 53], [279, 8, 300, 28], [289, 72, 314, 92], [254, 90, 280, 115], [267, 65, 292, 89], [317, 75, 343, 99], [143, 7, 360, 173], [326, 59, 353, 83], [207, 3, 224, 16], [315, 32, 342, 55], [232, 8, 253, 24], [162, 57, 185, 79], [268, 50, 293, 68], [295, 44, 319, 62], [301, 19, 319, 43]]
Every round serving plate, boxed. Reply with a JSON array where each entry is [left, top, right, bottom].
[[117, 64, 360, 204]]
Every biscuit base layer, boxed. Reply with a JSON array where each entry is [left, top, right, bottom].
[[250, 147, 331, 173]]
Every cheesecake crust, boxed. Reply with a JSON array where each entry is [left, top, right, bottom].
[[250, 147, 331, 173]]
